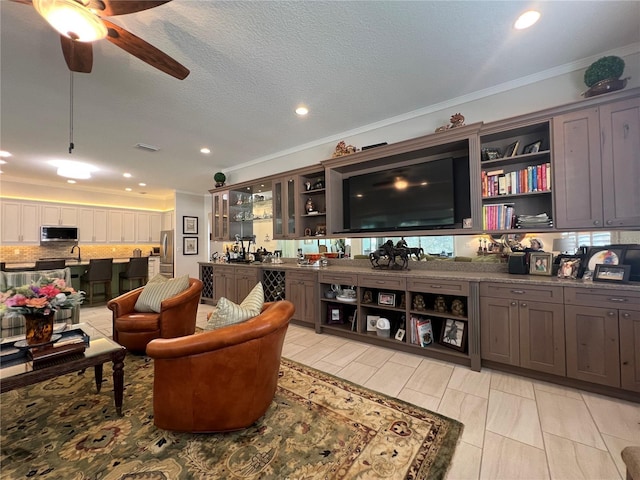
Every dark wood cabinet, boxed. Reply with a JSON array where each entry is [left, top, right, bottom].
[[234, 266, 260, 303], [480, 296, 520, 366], [285, 270, 318, 327], [619, 309, 640, 393], [212, 265, 236, 304], [273, 176, 297, 239], [565, 305, 620, 388], [211, 189, 229, 241], [554, 97, 640, 229]]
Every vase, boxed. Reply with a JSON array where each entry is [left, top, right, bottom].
[[24, 312, 55, 345], [584, 77, 628, 98]]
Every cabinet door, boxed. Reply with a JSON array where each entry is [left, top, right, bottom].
[[78, 208, 95, 243], [600, 97, 640, 227], [565, 305, 620, 387], [619, 309, 640, 393], [211, 191, 229, 241], [235, 268, 259, 303], [41, 204, 77, 226], [108, 211, 123, 242], [1, 202, 22, 242], [519, 300, 565, 376], [213, 267, 235, 304], [20, 203, 40, 243], [137, 212, 151, 243], [553, 108, 603, 228], [162, 211, 174, 231], [273, 177, 296, 239], [93, 209, 108, 242], [122, 211, 136, 242], [149, 213, 162, 243], [480, 297, 519, 366], [286, 274, 317, 326]]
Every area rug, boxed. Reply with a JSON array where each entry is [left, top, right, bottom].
[[0, 354, 463, 479]]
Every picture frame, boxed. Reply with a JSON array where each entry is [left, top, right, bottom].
[[366, 315, 380, 332], [481, 147, 502, 161], [503, 141, 519, 158], [327, 304, 344, 324], [593, 264, 631, 283], [523, 140, 542, 154], [439, 318, 467, 352], [529, 252, 553, 275], [183, 216, 198, 234], [557, 257, 581, 279], [394, 328, 406, 341], [582, 246, 625, 275], [378, 292, 396, 306], [183, 236, 198, 255]]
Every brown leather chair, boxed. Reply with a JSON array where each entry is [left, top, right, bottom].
[[107, 278, 203, 353], [146, 300, 295, 433]]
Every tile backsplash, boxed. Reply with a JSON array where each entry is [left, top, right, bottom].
[[0, 243, 159, 264]]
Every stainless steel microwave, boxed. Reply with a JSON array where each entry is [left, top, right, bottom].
[[40, 226, 78, 243]]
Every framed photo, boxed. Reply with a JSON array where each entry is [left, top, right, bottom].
[[366, 315, 380, 332], [378, 292, 396, 306], [183, 236, 198, 255], [523, 140, 542, 154], [593, 264, 631, 283], [395, 328, 406, 341], [557, 257, 581, 279], [529, 252, 553, 275], [583, 247, 625, 275], [183, 216, 198, 234], [439, 319, 467, 352], [481, 147, 502, 161], [503, 141, 519, 158], [327, 304, 344, 324]]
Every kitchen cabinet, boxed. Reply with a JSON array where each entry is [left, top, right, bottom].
[[162, 211, 174, 231], [108, 210, 136, 243], [211, 190, 229, 241], [273, 175, 297, 239], [212, 265, 236, 304], [78, 208, 108, 243], [480, 283, 565, 376], [40, 204, 77, 226], [148, 256, 160, 279], [1, 200, 40, 244], [285, 270, 318, 327], [554, 97, 640, 229], [234, 266, 260, 303], [137, 212, 162, 243], [619, 310, 640, 393]]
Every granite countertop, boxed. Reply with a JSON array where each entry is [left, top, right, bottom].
[[3, 258, 133, 270], [198, 260, 640, 292]]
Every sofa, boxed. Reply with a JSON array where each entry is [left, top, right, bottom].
[[146, 300, 295, 432], [0, 267, 80, 338]]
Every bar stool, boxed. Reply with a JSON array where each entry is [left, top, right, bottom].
[[35, 259, 66, 270], [119, 257, 149, 294], [80, 259, 113, 305]]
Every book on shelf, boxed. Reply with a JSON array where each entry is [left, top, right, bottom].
[[410, 315, 434, 347]]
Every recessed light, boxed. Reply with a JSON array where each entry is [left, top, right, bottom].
[[67, 179, 76, 184], [123, 173, 132, 178], [0, 151, 11, 158], [200, 147, 211, 154], [514, 10, 540, 29], [125, 187, 132, 192], [295, 106, 309, 116], [49, 159, 98, 179], [138, 182, 146, 187]]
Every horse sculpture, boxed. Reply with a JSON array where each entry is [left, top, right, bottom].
[[369, 240, 409, 270], [408, 247, 424, 260]]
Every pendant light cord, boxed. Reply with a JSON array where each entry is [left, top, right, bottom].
[[69, 72, 74, 154]]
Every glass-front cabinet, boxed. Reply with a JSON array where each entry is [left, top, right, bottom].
[[211, 189, 229, 241], [273, 175, 297, 239]]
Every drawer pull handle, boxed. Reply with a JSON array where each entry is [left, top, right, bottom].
[[608, 298, 628, 302], [511, 290, 525, 294], [430, 285, 442, 289]]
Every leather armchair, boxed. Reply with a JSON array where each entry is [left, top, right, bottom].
[[107, 278, 203, 352], [146, 300, 295, 433]]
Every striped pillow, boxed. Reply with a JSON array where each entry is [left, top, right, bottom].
[[134, 274, 190, 313], [205, 282, 264, 331]]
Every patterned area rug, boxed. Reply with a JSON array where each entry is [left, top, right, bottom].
[[1, 355, 463, 479]]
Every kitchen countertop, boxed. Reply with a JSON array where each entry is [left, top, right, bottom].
[[3, 258, 134, 270]]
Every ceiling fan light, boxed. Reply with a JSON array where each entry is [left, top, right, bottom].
[[33, 0, 107, 42]]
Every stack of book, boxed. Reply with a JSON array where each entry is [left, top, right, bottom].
[[482, 203, 516, 230], [409, 315, 434, 348], [515, 213, 553, 229], [481, 163, 551, 198], [28, 331, 87, 366]]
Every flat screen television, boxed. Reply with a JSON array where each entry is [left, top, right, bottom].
[[342, 157, 460, 233]]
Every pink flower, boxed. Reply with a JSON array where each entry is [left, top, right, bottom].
[[39, 284, 61, 299], [5, 294, 27, 307]]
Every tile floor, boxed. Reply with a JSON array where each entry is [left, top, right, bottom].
[[82, 304, 639, 480]]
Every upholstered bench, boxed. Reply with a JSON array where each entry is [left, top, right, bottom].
[[0, 267, 80, 338]]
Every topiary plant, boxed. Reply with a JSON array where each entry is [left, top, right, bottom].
[[584, 56, 625, 87], [214, 172, 226, 187]]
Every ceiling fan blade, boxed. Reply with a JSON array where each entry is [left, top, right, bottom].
[[88, 0, 172, 17], [103, 19, 189, 80], [60, 35, 93, 73], [8, 0, 32, 5]]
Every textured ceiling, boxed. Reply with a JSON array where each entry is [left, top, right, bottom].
[[1, 1, 639, 198]]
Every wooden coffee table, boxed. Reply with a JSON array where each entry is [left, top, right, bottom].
[[0, 323, 127, 415]]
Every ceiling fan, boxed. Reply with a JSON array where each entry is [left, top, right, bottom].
[[11, 0, 189, 79]]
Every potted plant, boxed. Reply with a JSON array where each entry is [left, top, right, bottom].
[[214, 172, 226, 188], [583, 56, 628, 97]]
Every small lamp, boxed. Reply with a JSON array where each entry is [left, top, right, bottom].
[[552, 237, 577, 254], [33, 0, 107, 42]]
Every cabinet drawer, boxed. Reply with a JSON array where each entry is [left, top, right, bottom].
[[565, 287, 640, 311], [214, 265, 235, 276], [407, 278, 469, 296], [358, 274, 406, 290], [234, 266, 259, 279], [318, 272, 358, 285], [287, 270, 317, 282], [480, 282, 563, 303]]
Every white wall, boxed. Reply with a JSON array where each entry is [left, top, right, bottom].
[[174, 191, 209, 279]]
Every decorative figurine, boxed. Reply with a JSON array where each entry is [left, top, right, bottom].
[[305, 198, 315, 213], [305, 181, 312, 191], [332, 140, 357, 157], [451, 299, 465, 317], [412, 294, 426, 311], [434, 296, 448, 313], [435, 113, 466, 132], [399, 294, 406, 309], [362, 290, 373, 304]]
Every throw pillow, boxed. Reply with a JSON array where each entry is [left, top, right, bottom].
[[134, 274, 190, 313], [205, 282, 264, 331]]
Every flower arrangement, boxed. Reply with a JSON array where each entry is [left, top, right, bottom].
[[0, 277, 85, 317]]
